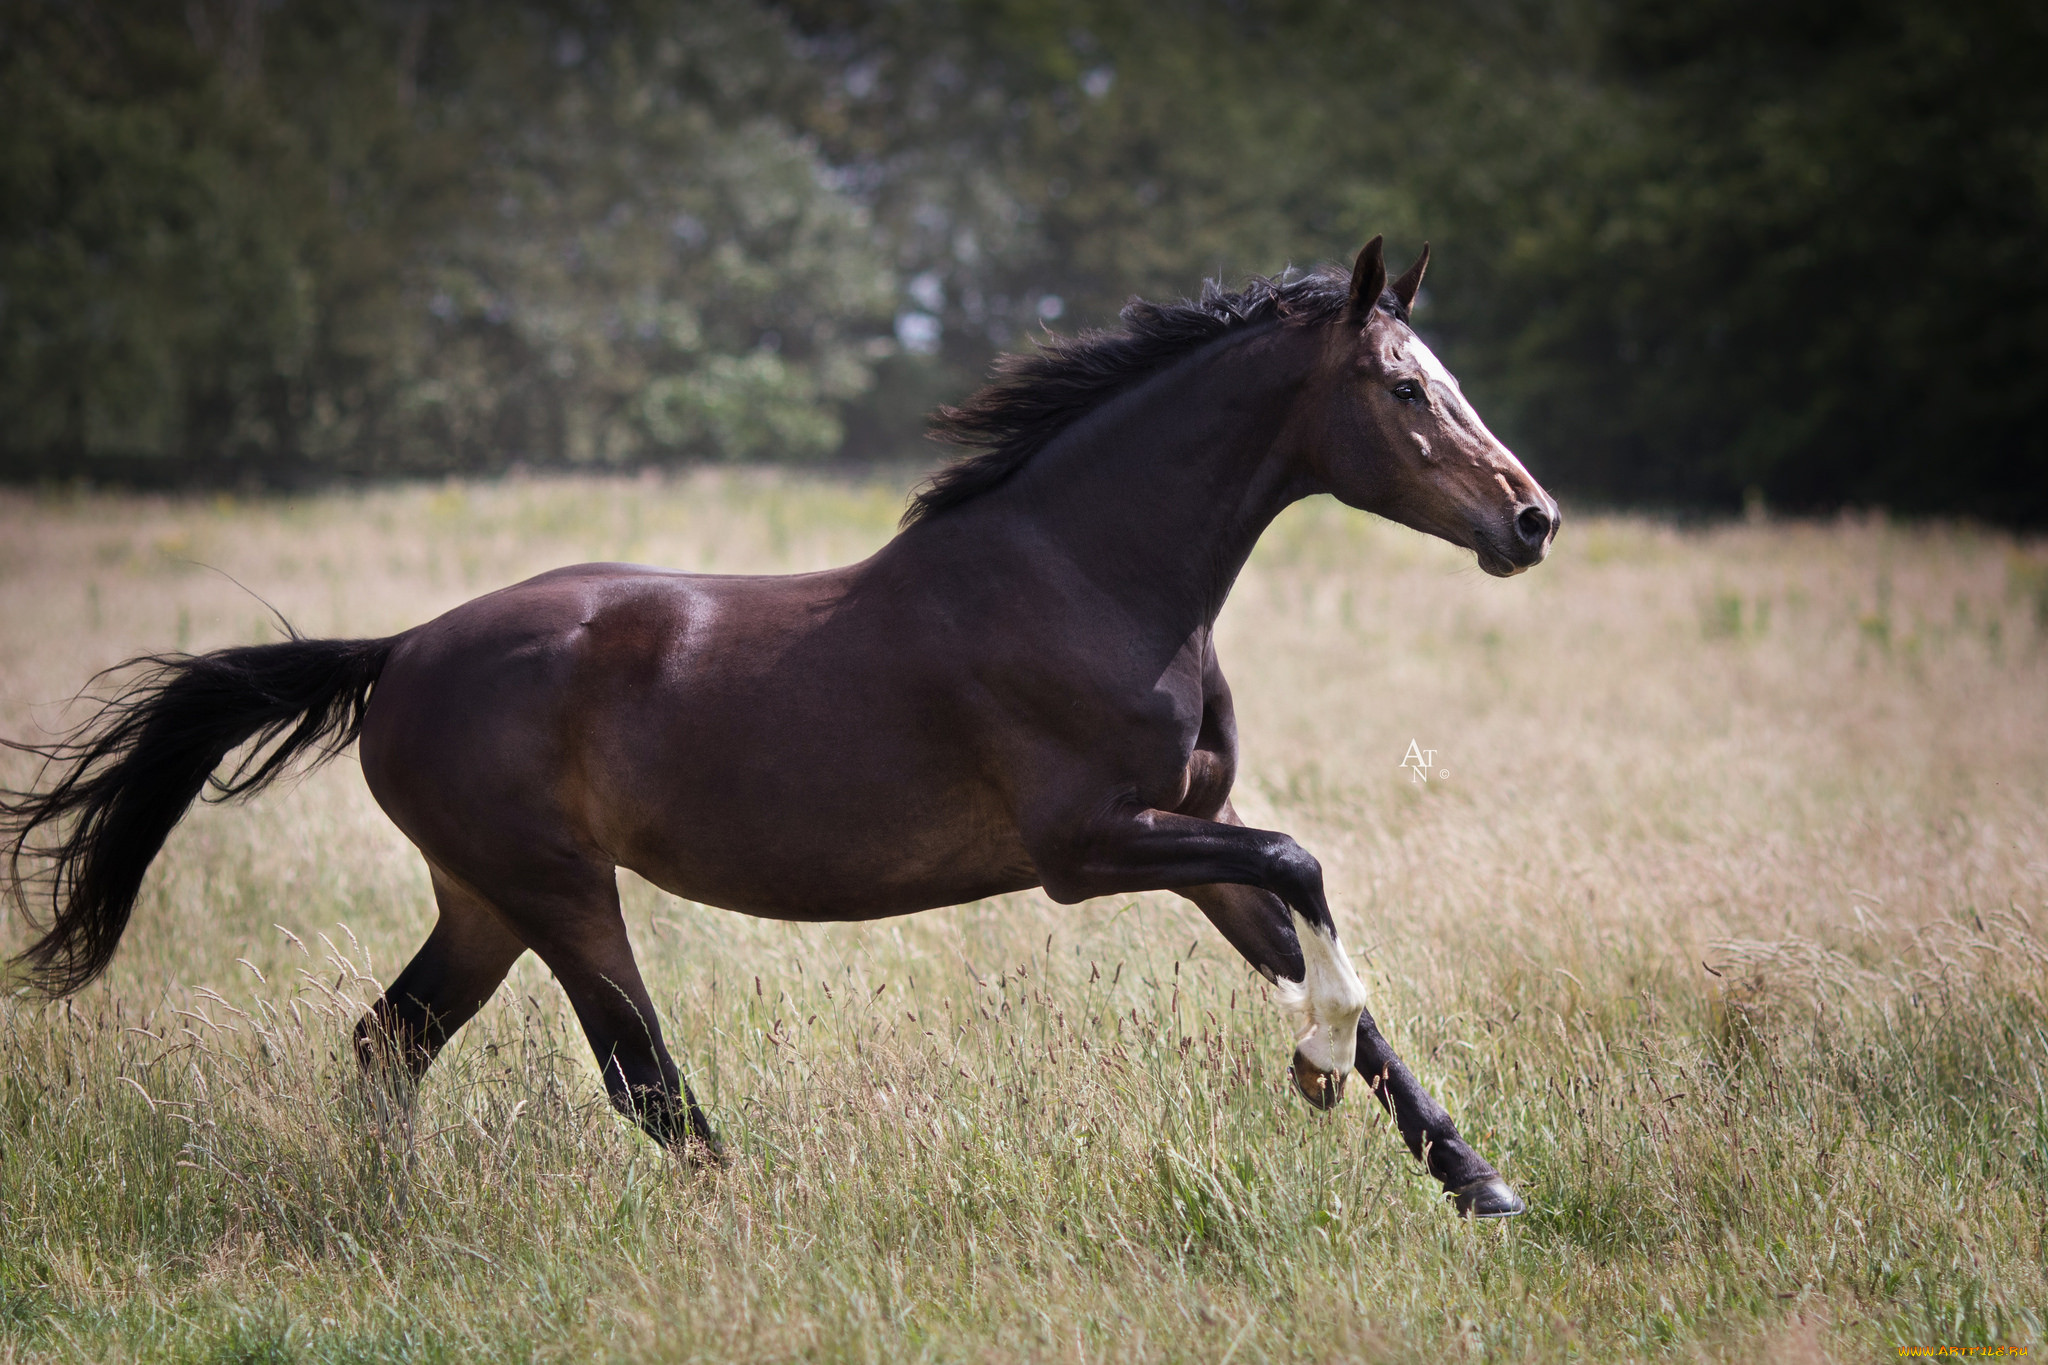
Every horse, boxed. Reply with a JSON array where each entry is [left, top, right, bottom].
[[2, 237, 1557, 1218]]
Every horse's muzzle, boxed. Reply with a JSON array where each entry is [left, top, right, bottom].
[[1292, 1049, 1348, 1110]]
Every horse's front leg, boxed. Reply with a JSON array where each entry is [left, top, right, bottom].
[[1182, 870, 1524, 1218], [1026, 797, 1369, 1099], [1355, 1006, 1524, 1216]]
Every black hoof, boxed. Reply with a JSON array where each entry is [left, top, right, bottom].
[[1452, 1178, 1525, 1218]]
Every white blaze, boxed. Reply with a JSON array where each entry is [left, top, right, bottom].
[[1270, 910, 1370, 1076], [1405, 330, 1524, 463], [1406, 334, 1460, 393]]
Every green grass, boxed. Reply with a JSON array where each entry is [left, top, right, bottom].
[[3, 473, 2046, 1362]]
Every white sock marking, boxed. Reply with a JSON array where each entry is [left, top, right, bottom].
[[1273, 910, 1369, 1075]]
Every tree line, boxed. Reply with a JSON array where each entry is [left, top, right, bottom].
[[4, 0, 2043, 523]]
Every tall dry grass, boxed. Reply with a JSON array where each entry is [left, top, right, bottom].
[[2, 473, 2045, 1362]]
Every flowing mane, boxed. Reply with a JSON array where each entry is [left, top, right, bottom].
[[902, 266, 1366, 527]]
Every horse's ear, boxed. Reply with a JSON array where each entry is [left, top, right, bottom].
[[1390, 242, 1430, 317], [1348, 236, 1387, 321]]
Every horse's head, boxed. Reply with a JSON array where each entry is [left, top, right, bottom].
[[1308, 237, 1558, 576]]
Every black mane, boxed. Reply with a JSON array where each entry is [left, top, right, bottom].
[[903, 266, 1369, 527]]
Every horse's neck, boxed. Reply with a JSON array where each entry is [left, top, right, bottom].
[[989, 326, 1317, 632]]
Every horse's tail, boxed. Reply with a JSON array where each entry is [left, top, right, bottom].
[[2, 634, 397, 996]]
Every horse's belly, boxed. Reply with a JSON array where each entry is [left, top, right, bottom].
[[617, 786, 1040, 922], [636, 862, 1043, 923]]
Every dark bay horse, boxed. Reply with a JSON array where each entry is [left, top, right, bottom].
[[3, 238, 1556, 1217]]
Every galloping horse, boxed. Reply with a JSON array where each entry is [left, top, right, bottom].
[[3, 238, 1556, 1217]]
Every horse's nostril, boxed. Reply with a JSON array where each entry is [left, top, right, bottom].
[[1515, 504, 1552, 547]]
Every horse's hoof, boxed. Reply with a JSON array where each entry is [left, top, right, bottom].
[[679, 1132, 728, 1169], [1452, 1177, 1525, 1218], [1291, 1050, 1347, 1111]]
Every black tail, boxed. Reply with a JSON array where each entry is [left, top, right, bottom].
[[2, 634, 396, 996]]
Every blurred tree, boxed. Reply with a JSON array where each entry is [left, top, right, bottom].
[[783, 0, 1601, 458], [1420, 0, 2048, 522], [0, 0, 894, 475], [2, 0, 2041, 521], [0, 4, 322, 462], [388, 0, 894, 469], [790, 0, 2048, 523]]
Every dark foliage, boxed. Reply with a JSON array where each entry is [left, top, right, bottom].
[[3, 0, 2042, 522], [1461, 0, 2048, 522]]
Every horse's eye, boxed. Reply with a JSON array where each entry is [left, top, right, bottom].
[[1391, 381, 1421, 404]]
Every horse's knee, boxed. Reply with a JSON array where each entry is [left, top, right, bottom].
[[1264, 837, 1326, 913]]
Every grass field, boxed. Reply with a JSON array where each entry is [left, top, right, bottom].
[[2, 471, 2046, 1363]]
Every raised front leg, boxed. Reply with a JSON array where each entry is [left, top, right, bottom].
[[1024, 795, 1369, 1095], [1175, 804, 1523, 1218]]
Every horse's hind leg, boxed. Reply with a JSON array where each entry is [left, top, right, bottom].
[[1181, 878, 1525, 1218], [474, 862, 720, 1158], [355, 855, 716, 1156], [354, 865, 527, 1079]]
